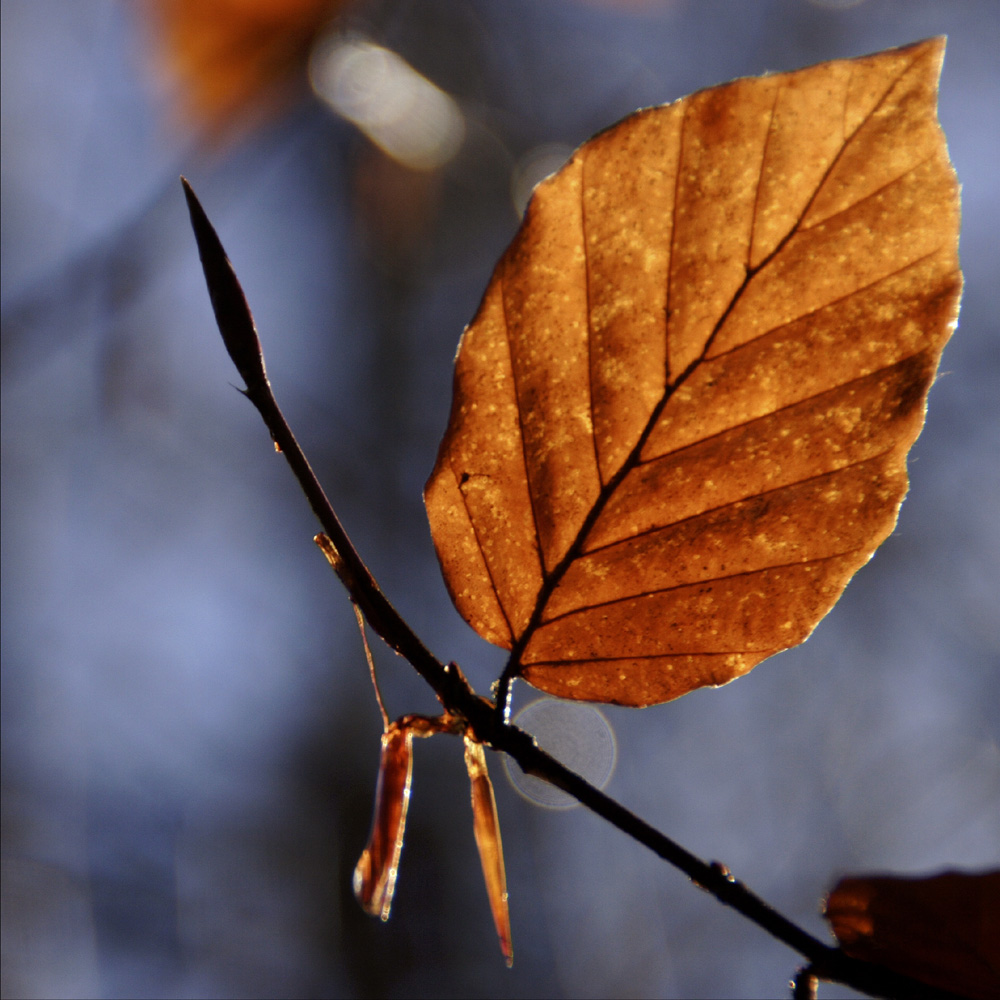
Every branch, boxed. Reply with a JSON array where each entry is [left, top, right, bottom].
[[181, 178, 964, 1000]]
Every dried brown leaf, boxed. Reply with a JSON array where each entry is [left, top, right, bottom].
[[352, 723, 413, 921], [825, 870, 1000, 1000], [425, 39, 961, 706], [464, 735, 513, 966]]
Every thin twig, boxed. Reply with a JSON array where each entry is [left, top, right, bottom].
[[182, 178, 964, 1000], [324, 535, 392, 731], [354, 599, 390, 731]]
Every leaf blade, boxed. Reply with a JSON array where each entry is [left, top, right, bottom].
[[426, 38, 961, 707]]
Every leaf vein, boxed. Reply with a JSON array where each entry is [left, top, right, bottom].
[[664, 98, 688, 379], [580, 145, 604, 488], [707, 246, 945, 364], [586, 444, 898, 557], [451, 463, 515, 644], [640, 350, 930, 467], [797, 152, 938, 234], [757, 47, 924, 264], [525, 649, 781, 666], [499, 267, 546, 580], [538, 548, 867, 627], [748, 82, 781, 268]]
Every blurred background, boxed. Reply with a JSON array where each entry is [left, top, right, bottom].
[[2, 1, 997, 997]]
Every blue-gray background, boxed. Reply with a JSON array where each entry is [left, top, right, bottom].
[[2, 2, 997, 997]]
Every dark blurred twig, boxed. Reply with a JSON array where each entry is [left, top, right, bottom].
[[182, 177, 965, 1000]]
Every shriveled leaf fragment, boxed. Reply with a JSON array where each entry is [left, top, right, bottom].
[[425, 38, 962, 707], [825, 870, 1000, 1000], [464, 736, 513, 966], [353, 723, 413, 921]]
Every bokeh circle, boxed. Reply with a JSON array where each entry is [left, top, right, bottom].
[[503, 698, 617, 809]]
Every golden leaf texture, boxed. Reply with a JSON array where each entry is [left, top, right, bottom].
[[425, 39, 961, 707], [826, 870, 1000, 1000]]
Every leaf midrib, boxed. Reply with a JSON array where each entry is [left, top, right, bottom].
[[499, 48, 923, 690]]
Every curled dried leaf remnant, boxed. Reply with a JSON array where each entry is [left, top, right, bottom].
[[825, 870, 1000, 1000], [353, 722, 413, 921], [425, 38, 962, 707], [352, 712, 460, 921], [352, 717, 513, 964], [464, 735, 513, 966]]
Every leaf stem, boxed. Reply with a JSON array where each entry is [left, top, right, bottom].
[[182, 179, 962, 1000]]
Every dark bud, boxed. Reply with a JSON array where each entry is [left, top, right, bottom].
[[181, 177, 267, 392]]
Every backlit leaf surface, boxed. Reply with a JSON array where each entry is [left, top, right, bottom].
[[425, 39, 961, 707]]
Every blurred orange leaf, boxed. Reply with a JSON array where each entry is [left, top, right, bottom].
[[425, 38, 961, 707], [144, 0, 345, 138], [826, 870, 1000, 1000]]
